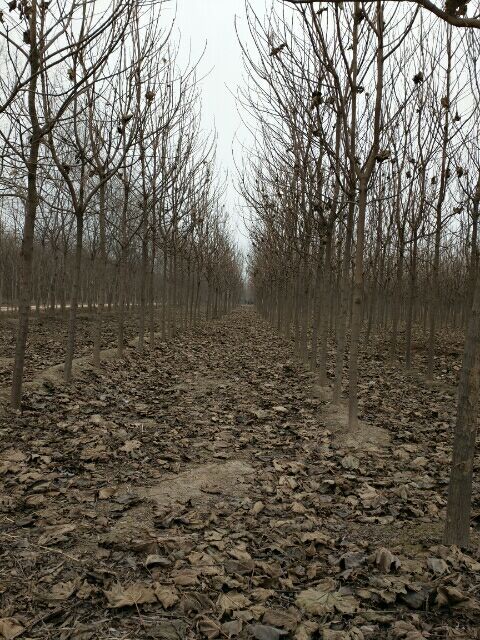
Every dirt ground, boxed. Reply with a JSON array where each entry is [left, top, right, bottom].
[[0, 311, 142, 389], [0, 306, 479, 639]]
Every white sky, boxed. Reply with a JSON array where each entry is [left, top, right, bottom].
[[173, 0, 270, 252]]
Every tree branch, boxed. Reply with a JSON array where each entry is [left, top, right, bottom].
[[282, 0, 480, 28]]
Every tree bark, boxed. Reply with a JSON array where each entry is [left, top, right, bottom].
[[64, 212, 84, 382], [444, 259, 480, 547], [11, 2, 41, 409]]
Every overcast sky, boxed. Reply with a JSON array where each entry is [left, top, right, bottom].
[[173, 0, 269, 252]]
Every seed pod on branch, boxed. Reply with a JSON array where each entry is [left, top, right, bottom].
[[20, 0, 31, 18], [413, 72, 424, 85], [354, 7, 366, 23], [310, 91, 323, 109], [376, 149, 391, 163], [445, 0, 469, 17], [441, 96, 450, 109], [270, 43, 287, 57]]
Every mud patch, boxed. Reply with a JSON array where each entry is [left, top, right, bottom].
[[35, 348, 118, 386], [0, 349, 120, 408], [310, 383, 332, 403], [102, 502, 156, 551], [322, 402, 391, 448], [350, 519, 480, 552], [140, 460, 255, 507]]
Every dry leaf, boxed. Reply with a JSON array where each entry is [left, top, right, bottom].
[[0, 619, 24, 640], [196, 616, 221, 639], [104, 582, 156, 608], [146, 554, 170, 568], [120, 439, 141, 453], [375, 547, 401, 573], [38, 523, 76, 546], [294, 621, 319, 640], [47, 580, 77, 601], [248, 624, 288, 640], [427, 557, 449, 576], [262, 608, 299, 631], [296, 582, 358, 615], [221, 619, 243, 637], [154, 584, 179, 609], [217, 591, 251, 614], [341, 454, 360, 470]]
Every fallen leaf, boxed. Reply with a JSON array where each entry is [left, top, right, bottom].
[[120, 439, 141, 453], [217, 591, 251, 614], [296, 582, 358, 615], [262, 608, 299, 631], [37, 523, 75, 546], [104, 582, 157, 608], [154, 584, 179, 609], [341, 454, 360, 470], [221, 619, 243, 637], [146, 554, 170, 568], [427, 557, 449, 576], [294, 621, 319, 640], [196, 616, 221, 639], [0, 619, 24, 640], [47, 580, 77, 601], [248, 623, 288, 640], [375, 548, 401, 573]]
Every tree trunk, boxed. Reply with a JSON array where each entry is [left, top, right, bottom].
[[348, 177, 368, 428], [318, 230, 332, 386], [138, 209, 148, 354], [405, 228, 418, 370], [333, 197, 354, 405], [93, 181, 107, 366], [310, 257, 323, 372], [444, 259, 480, 547], [390, 231, 405, 359], [10, 3, 41, 409], [64, 212, 84, 382], [10, 139, 40, 409]]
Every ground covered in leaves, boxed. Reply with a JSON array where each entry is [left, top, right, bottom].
[[0, 310, 141, 388], [0, 306, 479, 639]]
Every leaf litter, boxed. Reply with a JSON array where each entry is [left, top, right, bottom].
[[0, 306, 479, 638]]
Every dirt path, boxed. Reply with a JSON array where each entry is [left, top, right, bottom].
[[0, 307, 479, 639]]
